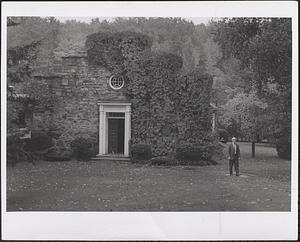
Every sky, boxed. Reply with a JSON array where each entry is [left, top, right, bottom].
[[55, 17, 212, 25]]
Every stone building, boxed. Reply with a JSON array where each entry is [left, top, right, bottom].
[[11, 47, 217, 159], [29, 51, 130, 158]]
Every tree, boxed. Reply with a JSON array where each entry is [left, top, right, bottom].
[[56, 17, 209, 72], [7, 17, 20, 27], [220, 92, 268, 157], [247, 19, 291, 159], [209, 18, 261, 66], [7, 17, 60, 133], [210, 18, 292, 158], [7, 20, 41, 133]]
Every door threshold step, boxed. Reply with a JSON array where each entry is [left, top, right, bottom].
[[92, 155, 131, 161]]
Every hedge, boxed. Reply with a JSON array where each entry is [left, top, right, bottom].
[[131, 143, 152, 160], [276, 137, 291, 160], [70, 137, 94, 161], [175, 142, 216, 161], [23, 131, 54, 152]]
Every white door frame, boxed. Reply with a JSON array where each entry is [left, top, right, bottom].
[[98, 102, 131, 157]]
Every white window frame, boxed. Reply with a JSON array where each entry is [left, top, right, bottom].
[[108, 75, 125, 90]]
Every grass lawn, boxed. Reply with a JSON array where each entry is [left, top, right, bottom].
[[7, 142, 291, 211]]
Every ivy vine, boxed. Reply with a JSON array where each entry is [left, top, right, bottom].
[[86, 31, 214, 156]]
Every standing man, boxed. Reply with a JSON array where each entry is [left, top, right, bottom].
[[228, 137, 240, 176]]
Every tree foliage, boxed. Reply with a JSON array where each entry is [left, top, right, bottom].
[[220, 92, 268, 141], [210, 17, 291, 96], [56, 17, 209, 71], [210, 18, 261, 64], [7, 17, 60, 135], [211, 18, 292, 158], [7, 40, 41, 83]]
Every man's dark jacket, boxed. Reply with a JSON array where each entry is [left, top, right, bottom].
[[228, 143, 240, 160]]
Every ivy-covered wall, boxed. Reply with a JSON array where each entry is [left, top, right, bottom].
[[86, 31, 214, 156]]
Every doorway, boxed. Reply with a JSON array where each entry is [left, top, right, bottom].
[[98, 102, 131, 157], [107, 112, 125, 155]]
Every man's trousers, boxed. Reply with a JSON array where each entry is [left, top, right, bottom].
[[229, 156, 239, 176]]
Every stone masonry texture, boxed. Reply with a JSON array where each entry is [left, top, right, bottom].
[[32, 53, 128, 152]]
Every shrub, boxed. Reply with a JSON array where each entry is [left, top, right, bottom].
[[217, 128, 230, 143], [23, 131, 54, 152], [131, 144, 152, 161], [46, 130, 62, 139], [149, 156, 174, 166], [44, 151, 72, 162], [70, 137, 93, 161], [150, 155, 218, 166], [7, 134, 37, 166], [89, 138, 99, 157], [179, 159, 218, 166], [175, 142, 216, 161], [276, 137, 291, 160], [7, 135, 23, 166]]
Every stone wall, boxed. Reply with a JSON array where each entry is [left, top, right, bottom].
[[32, 52, 129, 152]]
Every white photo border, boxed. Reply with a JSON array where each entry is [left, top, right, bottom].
[[1, 1, 298, 240]]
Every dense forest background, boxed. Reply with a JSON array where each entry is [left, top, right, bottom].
[[7, 17, 292, 159]]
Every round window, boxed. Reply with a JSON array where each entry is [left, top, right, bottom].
[[109, 75, 125, 90]]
